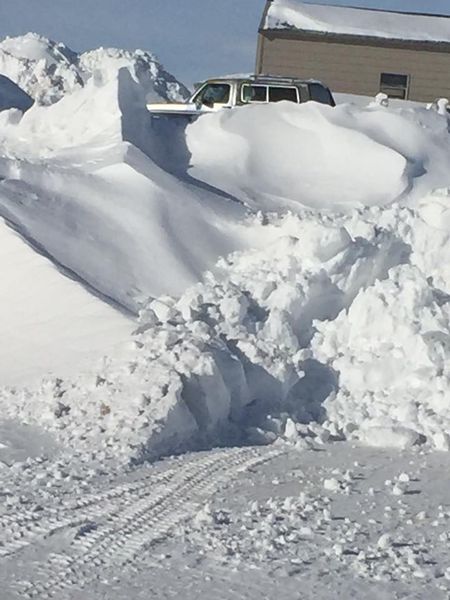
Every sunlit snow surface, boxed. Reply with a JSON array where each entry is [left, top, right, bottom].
[[0, 32, 189, 106], [2, 32, 450, 600], [1, 34, 450, 463]]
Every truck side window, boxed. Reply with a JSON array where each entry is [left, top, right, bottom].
[[242, 84, 267, 103], [268, 86, 298, 103], [193, 83, 231, 106]]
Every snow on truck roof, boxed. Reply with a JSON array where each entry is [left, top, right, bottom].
[[264, 0, 450, 45]]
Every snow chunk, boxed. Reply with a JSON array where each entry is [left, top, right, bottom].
[[313, 265, 450, 449]]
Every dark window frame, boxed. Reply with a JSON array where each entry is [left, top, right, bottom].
[[268, 85, 299, 103], [380, 72, 410, 100], [241, 84, 269, 103]]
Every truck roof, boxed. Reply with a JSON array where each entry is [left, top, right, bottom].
[[195, 74, 326, 87]]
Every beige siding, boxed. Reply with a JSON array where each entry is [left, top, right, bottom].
[[258, 34, 450, 102]]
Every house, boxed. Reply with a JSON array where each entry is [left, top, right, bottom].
[[256, 0, 450, 102]]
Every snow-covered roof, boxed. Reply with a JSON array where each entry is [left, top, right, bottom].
[[264, 1, 450, 44]]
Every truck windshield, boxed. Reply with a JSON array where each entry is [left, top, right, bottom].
[[192, 83, 231, 106]]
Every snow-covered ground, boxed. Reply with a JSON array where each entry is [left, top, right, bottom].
[[2, 32, 450, 599], [2, 440, 450, 599]]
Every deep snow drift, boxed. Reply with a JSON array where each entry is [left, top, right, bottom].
[[1, 33, 450, 462], [187, 100, 450, 209]]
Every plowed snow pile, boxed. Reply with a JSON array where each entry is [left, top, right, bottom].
[[0, 33, 189, 105], [1, 34, 450, 461]]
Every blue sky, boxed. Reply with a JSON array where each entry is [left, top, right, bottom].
[[1, 0, 450, 85]]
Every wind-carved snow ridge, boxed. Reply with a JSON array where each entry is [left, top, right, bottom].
[[0, 32, 190, 105]]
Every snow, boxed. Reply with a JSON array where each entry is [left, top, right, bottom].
[[1, 206, 448, 462], [265, 0, 450, 44], [3, 442, 450, 599], [0, 219, 134, 385], [0, 33, 189, 105], [187, 101, 411, 210], [1, 40, 450, 461], [2, 28, 450, 600], [0, 69, 256, 312]]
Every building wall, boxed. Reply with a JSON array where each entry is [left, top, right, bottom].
[[257, 33, 450, 102]]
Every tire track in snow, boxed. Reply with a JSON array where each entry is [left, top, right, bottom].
[[0, 458, 202, 559], [16, 445, 282, 599]]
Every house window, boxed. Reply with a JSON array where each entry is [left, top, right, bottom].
[[380, 73, 409, 100]]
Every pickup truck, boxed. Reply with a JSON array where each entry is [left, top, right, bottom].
[[147, 74, 335, 115]]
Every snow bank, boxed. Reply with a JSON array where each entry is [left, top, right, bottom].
[[313, 265, 450, 451], [265, 1, 450, 44], [79, 47, 189, 104], [0, 219, 134, 386], [0, 49, 254, 385], [2, 43, 450, 460], [0, 68, 256, 315], [0, 215, 412, 461], [0, 33, 189, 105], [0, 33, 83, 105], [5, 196, 450, 462], [186, 101, 450, 210]]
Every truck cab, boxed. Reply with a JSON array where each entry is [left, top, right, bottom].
[[147, 75, 335, 115]]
